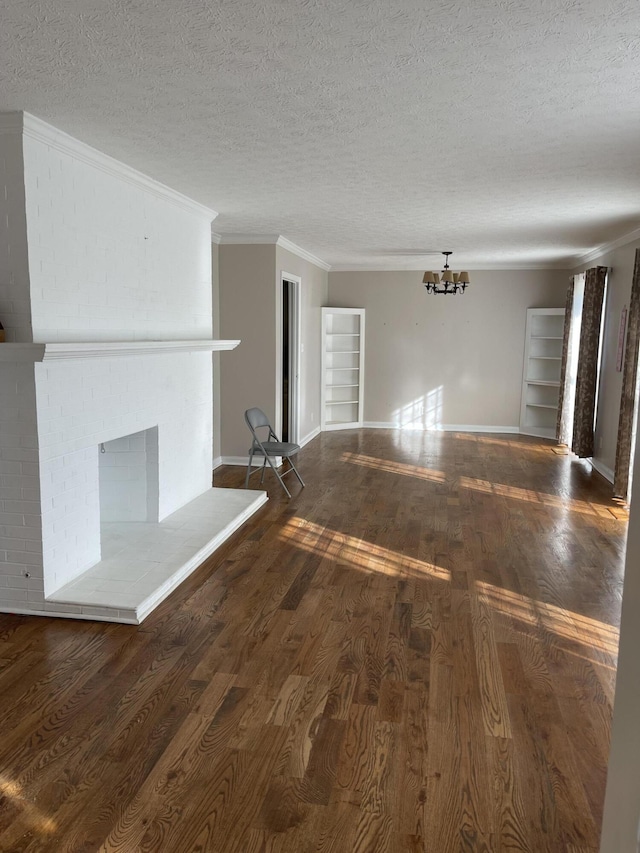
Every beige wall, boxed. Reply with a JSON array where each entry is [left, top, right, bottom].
[[218, 243, 328, 460], [219, 244, 277, 458], [276, 245, 328, 444], [572, 240, 639, 477], [328, 269, 569, 429]]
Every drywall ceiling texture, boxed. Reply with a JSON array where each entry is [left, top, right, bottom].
[[1, 0, 639, 269]]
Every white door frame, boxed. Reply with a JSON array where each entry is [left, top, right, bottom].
[[277, 271, 302, 444]]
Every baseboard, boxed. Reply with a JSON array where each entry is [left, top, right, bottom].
[[362, 422, 520, 434], [589, 457, 615, 484], [299, 426, 321, 448], [220, 455, 284, 467], [217, 431, 318, 467]]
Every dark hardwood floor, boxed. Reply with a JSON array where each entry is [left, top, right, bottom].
[[0, 430, 627, 852]]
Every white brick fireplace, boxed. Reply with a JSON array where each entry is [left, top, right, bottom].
[[0, 113, 266, 624]]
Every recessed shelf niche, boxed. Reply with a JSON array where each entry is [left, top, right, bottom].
[[321, 307, 365, 430]]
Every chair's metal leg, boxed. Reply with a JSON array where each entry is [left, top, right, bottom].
[[286, 456, 305, 487], [264, 453, 292, 498], [259, 456, 268, 484], [245, 447, 254, 488]]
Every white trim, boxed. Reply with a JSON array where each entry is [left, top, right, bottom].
[[216, 233, 330, 271], [299, 425, 321, 447], [329, 262, 573, 272], [0, 112, 217, 222], [210, 230, 223, 244], [277, 237, 331, 271], [218, 233, 281, 245], [574, 225, 640, 268], [220, 455, 284, 467], [212, 456, 223, 470], [0, 339, 240, 363], [361, 422, 520, 434], [220, 456, 254, 466], [589, 457, 615, 484]]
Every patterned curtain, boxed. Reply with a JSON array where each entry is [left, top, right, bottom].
[[556, 279, 575, 445], [613, 249, 640, 499], [572, 266, 607, 458]]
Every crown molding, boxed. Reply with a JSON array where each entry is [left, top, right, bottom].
[[275, 236, 331, 271], [0, 111, 217, 222], [218, 233, 281, 245], [216, 233, 331, 271], [210, 230, 223, 244], [573, 225, 640, 268], [329, 261, 572, 272]]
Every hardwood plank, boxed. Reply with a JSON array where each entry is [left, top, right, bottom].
[[0, 429, 625, 852], [469, 590, 512, 739]]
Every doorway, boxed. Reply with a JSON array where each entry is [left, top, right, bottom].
[[281, 274, 301, 443]]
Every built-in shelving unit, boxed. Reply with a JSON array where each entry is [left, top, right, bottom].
[[520, 308, 566, 438], [321, 307, 365, 430]]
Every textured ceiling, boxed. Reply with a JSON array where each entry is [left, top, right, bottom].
[[2, 0, 640, 268]]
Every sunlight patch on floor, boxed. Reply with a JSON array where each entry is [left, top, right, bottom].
[[0, 774, 57, 835], [453, 433, 558, 454], [340, 452, 446, 483], [459, 475, 614, 517], [340, 453, 618, 518], [278, 517, 451, 582], [478, 581, 619, 658]]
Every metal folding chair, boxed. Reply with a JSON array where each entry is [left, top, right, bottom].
[[244, 407, 305, 498]]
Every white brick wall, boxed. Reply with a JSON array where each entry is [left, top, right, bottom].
[[22, 134, 213, 343], [99, 427, 159, 523], [33, 333, 213, 597], [0, 133, 33, 342], [0, 114, 217, 610]]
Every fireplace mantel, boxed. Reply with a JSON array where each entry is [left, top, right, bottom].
[[0, 339, 240, 362]]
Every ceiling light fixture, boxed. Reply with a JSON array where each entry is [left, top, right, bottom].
[[423, 252, 470, 294]]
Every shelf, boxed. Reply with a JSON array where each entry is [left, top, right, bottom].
[[322, 307, 364, 432], [521, 308, 566, 436], [0, 339, 241, 363]]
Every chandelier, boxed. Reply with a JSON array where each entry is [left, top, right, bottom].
[[423, 252, 470, 294]]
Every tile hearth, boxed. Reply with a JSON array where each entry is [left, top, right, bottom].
[[47, 487, 267, 624]]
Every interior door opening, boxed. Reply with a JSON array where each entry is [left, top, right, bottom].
[[281, 275, 301, 444], [282, 279, 291, 442]]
